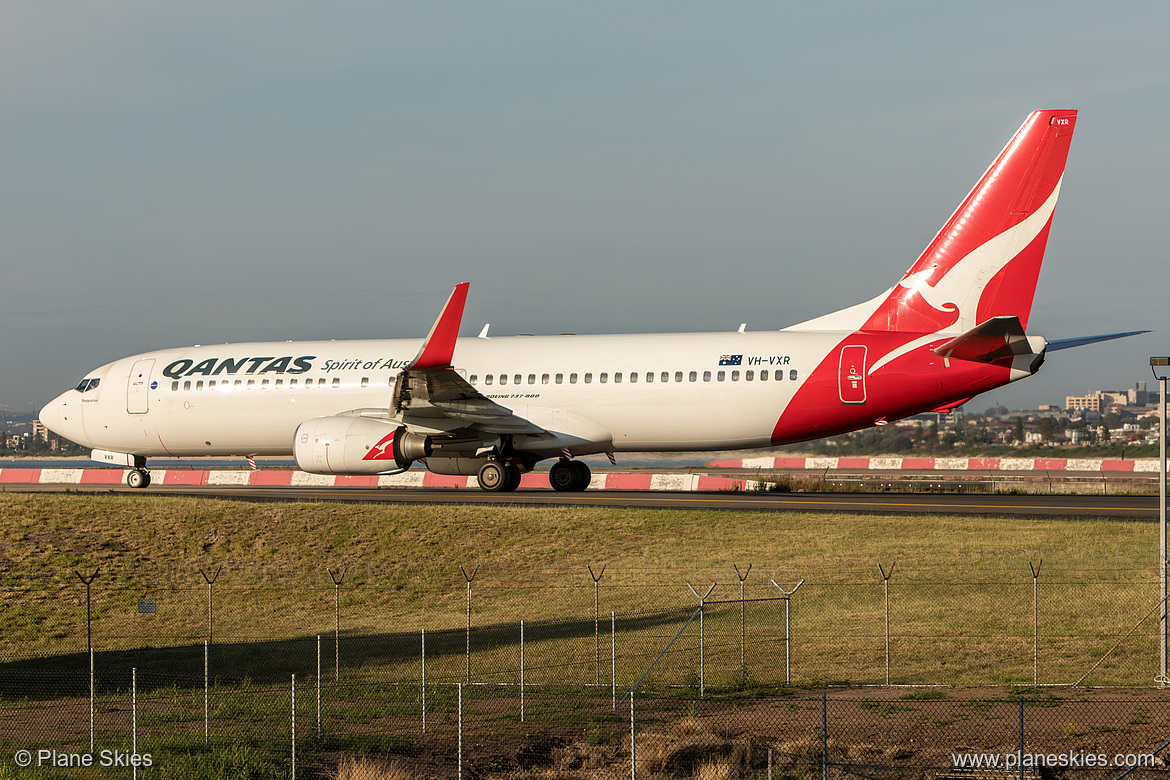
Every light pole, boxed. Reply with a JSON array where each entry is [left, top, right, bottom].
[[1151, 357, 1169, 684]]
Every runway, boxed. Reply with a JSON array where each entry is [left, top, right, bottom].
[[7, 482, 1159, 519]]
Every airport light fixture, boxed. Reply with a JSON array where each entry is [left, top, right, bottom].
[[1151, 357, 1170, 684]]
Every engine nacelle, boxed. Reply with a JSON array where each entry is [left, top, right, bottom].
[[294, 416, 432, 475]]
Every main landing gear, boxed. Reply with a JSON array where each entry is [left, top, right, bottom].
[[477, 460, 522, 492], [548, 458, 591, 492], [126, 468, 151, 489]]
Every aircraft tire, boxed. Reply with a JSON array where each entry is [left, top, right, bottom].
[[127, 469, 150, 489], [549, 459, 576, 491], [569, 460, 591, 491], [502, 463, 522, 492], [477, 460, 509, 492]]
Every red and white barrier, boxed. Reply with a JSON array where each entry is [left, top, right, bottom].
[[0, 468, 751, 491], [707, 456, 1162, 472]]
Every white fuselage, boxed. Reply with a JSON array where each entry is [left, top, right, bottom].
[[41, 330, 838, 460]]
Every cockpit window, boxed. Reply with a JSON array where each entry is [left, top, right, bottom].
[[74, 378, 100, 393]]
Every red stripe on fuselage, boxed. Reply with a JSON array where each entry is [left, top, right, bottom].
[[771, 331, 1013, 446]]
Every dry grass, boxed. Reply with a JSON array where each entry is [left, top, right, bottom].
[[329, 755, 416, 780]]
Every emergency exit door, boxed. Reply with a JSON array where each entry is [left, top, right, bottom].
[[838, 345, 867, 404]]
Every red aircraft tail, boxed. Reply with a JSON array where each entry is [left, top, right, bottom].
[[863, 109, 1077, 334]]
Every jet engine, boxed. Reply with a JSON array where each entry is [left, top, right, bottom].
[[294, 415, 431, 475]]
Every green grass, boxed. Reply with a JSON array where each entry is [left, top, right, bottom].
[[0, 492, 1165, 692]]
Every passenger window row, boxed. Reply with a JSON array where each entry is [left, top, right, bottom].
[[468, 369, 798, 385], [169, 376, 387, 391]]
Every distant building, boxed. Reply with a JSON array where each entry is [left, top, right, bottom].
[[1130, 381, 1149, 406], [31, 419, 49, 442], [1066, 393, 1102, 412]]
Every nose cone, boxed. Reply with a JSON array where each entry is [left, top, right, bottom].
[[39, 391, 87, 446]]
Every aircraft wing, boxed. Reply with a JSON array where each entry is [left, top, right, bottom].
[[390, 283, 547, 436]]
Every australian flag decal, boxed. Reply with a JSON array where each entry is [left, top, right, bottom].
[[718, 354, 742, 366]]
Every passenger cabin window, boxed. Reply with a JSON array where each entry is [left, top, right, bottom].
[[555, 373, 563, 384], [674, 371, 683, 383], [184, 381, 192, 391], [731, 370, 739, 381], [247, 380, 255, 388], [689, 371, 697, 382], [789, 369, 798, 381], [746, 370, 754, 381], [717, 371, 726, 381], [703, 371, 711, 382], [262, 379, 270, 389], [584, 373, 592, 383], [569, 373, 578, 384], [661, 372, 669, 383], [361, 377, 368, 388], [514, 374, 521, 385], [760, 370, 769, 381], [528, 374, 536, 384], [500, 374, 508, 385], [599, 373, 608, 383], [646, 372, 653, 383], [614, 372, 622, 383], [196, 381, 204, 390], [542, 374, 550, 384], [235, 380, 243, 387], [470, 375, 478, 384], [485, 375, 493, 385], [332, 378, 340, 388], [630, 372, 638, 383], [171, 381, 179, 391]]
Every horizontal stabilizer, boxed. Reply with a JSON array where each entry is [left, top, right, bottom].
[[933, 316, 1038, 364], [1046, 330, 1149, 352]]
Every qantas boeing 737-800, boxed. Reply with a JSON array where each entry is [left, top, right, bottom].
[[38, 110, 1143, 491]]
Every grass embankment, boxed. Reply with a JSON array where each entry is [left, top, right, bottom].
[[0, 493, 1161, 687]]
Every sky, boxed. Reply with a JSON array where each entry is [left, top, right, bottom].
[[2, 1, 1168, 416]]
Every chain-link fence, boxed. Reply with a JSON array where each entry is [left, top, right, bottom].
[[3, 556, 1170, 777]]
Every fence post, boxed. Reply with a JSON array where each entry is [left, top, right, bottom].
[[588, 564, 606, 685], [460, 564, 479, 683], [132, 667, 138, 780], [316, 634, 322, 739], [291, 674, 297, 780], [1018, 695, 1024, 780], [611, 611, 616, 709], [89, 647, 95, 754], [421, 628, 427, 733], [204, 640, 209, 748], [328, 568, 346, 682], [199, 566, 222, 647], [1030, 559, 1042, 685], [520, 620, 525, 723], [686, 581, 716, 696], [76, 566, 99, 753], [821, 691, 828, 780], [458, 682, 464, 780], [734, 564, 752, 674], [630, 689, 636, 780], [770, 578, 805, 685], [878, 560, 896, 686]]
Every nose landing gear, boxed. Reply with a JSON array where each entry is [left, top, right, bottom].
[[126, 468, 152, 489]]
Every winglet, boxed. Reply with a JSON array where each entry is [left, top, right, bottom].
[[408, 283, 470, 369]]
